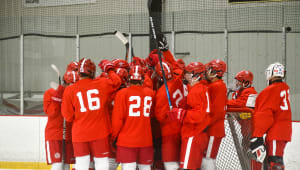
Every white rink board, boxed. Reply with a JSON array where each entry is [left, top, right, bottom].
[[0, 116, 47, 162], [0, 116, 299, 169]]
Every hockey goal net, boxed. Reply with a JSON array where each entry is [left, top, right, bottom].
[[216, 107, 254, 170]]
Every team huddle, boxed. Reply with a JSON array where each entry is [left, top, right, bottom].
[[43, 35, 292, 170]]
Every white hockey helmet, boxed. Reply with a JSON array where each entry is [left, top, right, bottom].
[[265, 62, 285, 81]]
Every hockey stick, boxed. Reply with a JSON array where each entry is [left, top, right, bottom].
[[147, 0, 172, 110], [114, 31, 134, 62], [51, 64, 61, 85]]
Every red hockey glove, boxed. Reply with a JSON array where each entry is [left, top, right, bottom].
[[168, 108, 186, 122], [51, 85, 65, 102]]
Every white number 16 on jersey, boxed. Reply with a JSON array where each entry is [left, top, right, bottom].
[[76, 89, 100, 112]]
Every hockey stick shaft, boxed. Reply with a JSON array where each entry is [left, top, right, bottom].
[[51, 64, 61, 85], [147, 0, 172, 110]]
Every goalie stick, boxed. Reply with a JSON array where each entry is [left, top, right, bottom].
[[147, 0, 172, 110], [51, 64, 61, 85], [114, 31, 134, 62]]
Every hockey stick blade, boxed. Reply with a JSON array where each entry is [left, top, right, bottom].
[[114, 31, 129, 45], [50, 81, 59, 90], [51, 64, 61, 85]]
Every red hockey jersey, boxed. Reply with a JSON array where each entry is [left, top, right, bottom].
[[181, 81, 211, 138], [61, 71, 121, 142], [112, 85, 155, 147], [227, 87, 257, 108], [44, 88, 63, 140], [252, 82, 292, 141], [207, 79, 227, 137], [155, 78, 184, 136], [44, 87, 72, 140]]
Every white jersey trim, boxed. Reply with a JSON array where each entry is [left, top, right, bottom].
[[183, 136, 193, 169], [46, 141, 52, 164]]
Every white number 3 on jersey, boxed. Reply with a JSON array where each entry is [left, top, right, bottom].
[[280, 90, 290, 111]]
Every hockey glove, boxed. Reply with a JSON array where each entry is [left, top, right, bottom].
[[168, 108, 186, 122], [249, 137, 266, 163], [157, 33, 169, 52], [51, 85, 65, 103]]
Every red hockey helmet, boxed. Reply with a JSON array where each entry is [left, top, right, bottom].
[[112, 59, 129, 70], [63, 71, 79, 84], [176, 59, 185, 70], [206, 59, 227, 77], [132, 56, 146, 67], [129, 65, 144, 81], [98, 59, 109, 71], [116, 68, 129, 84], [155, 61, 173, 80], [185, 62, 196, 73], [66, 62, 79, 71], [235, 70, 254, 84], [79, 58, 96, 77], [191, 62, 205, 78]]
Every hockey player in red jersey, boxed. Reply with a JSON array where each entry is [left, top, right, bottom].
[[168, 62, 210, 169], [250, 62, 292, 170], [227, 70, 257, 108], [226, 70, 261, 170], [61, 58, 121, 170], [44, 70, 79, 170], [154, 61, 184, 170], [202, 59, 227, 170], [112, 65, 155, 170]]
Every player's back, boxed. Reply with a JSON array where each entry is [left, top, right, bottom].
[[253, 81, 292, 141], [112, 85, 154, 148], [207, 79, 227, 137], [63, 78, 112, 142], [155, 78, 184, 136]]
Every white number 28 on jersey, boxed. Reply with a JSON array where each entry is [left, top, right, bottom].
[[129, 96, 152, 117], [76, 89, 100, 112]]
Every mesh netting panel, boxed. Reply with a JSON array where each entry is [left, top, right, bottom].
[[216, 112, 253, 170], [1, 0, 300, 39]]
